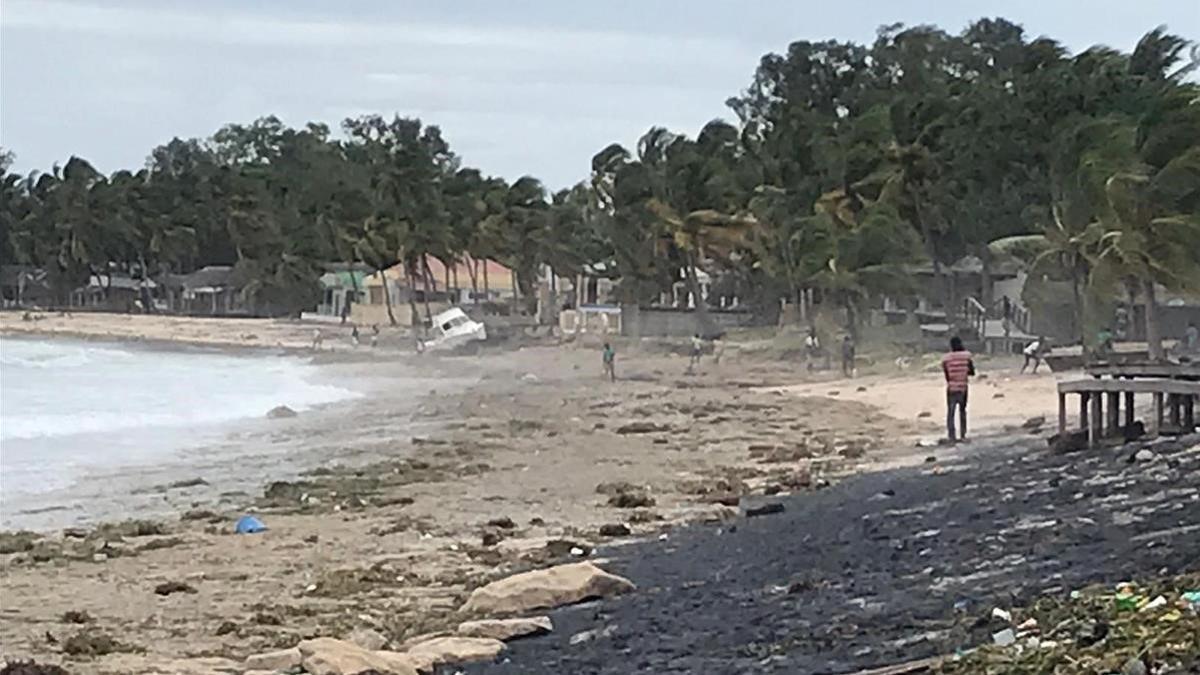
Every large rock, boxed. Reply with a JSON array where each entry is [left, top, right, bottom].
[[297, 637, 418, 675], [405, 636, 505, 672], [266, 405, 298, 419], [346, 627, 388, 650], [456, 616, 553, 641], [244, 647, 301, 671], [461, 562, 635, 615]]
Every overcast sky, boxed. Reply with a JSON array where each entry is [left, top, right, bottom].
[[2, 0, 1197, 189]]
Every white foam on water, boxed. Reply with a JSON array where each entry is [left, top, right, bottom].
[[0, 336, 360, 516]]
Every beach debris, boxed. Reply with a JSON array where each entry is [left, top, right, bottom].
[[915, 439, 938, 448], [406, 636, 505, 671], [481, 531, 502, 547], [266, 405, 297, 419], [991, 628, 1016, 646], [598, 523, 631, 537], [486, 516, 516, 530], [234, 515, 267, 534], [615, 421, 670, 434], [991, 607, 1012, 623], [460, 561, 635, 615], [1133, 449, 1157, 463], [166, 477, 208, 490], [180, 508, 222, 522], [607, 491, 656, 508], [917, 411, 932, 418], [214, 621, 238, 636], [91, 553, 108, 563], [457, 616, 553, 642], [1022, 415, 1046, 430], [61, 628, 132, 657], [1121, 657, 1148, 675], [568, 623, 618, 646], [520, 373, 540, 383], [0, 660, 70, 675], [346, 627, 388, 650], [243, 647, 301, 672], [297, 637, 419, 675], [60, 610, 93, 624], [745, 502, 785, 517], [856, 386, 868, 392], [154, 580, 197, 596]]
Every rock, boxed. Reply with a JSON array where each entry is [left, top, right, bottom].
[[244, 647, 301, 671], [917, 411, 932, 418], [92, 553, 108, 563], [1121, 657, 1148, 675], [1022, 415, 1046, 430], [153, 581, 197, 596], [924, 455, 937, 463], [346, 627, 388, 650], [595, 481, 638, 495], [993, 392, 1005, 399], [569, 624, 617, 645], [745, 502, 785, 518], [702, 504, 739, 523], [461, 561, 635, 615], [486, 516, 516, 530], [297, 638, 419, 675], [704, 493, 740, 507], [615, 422, 670, 434], [266, 405, 297, 419], [481, 531, 502, 547], [405, 636, 505, 671], [856, 386, 867, 392], [607, 491, 655, 508], [456, 617, 553, 642], [131, 657, 243, 675], [1133, 449, 1156, 463], [598, 523, 631, 537]]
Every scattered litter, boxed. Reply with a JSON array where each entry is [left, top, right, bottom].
[[234, 515, 267, 535], [992, 628, 1015, 646], [745, 503, 785, 517], [991, 608, 1012, 623]]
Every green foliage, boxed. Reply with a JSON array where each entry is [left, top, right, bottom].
[[3, 21, 1196, 338]]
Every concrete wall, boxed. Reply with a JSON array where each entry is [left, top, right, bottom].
[[621, 306, 757, 338]]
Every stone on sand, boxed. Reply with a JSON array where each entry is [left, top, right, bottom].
[[244, 647, 301, 671], [461, 561, 635, 615], [297, 637, 419, 675], [405, 636, 505, 672], [346, 627, 388, 650], [456, 616, 553, 641], [266, 405, 298, 419]]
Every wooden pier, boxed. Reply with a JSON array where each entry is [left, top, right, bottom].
[[1057, 361, 1200, 446]]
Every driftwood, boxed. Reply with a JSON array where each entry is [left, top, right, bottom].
[[848, 656, 944, 675]]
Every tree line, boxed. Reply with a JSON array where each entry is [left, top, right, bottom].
[[2, 18, 1198, 352]]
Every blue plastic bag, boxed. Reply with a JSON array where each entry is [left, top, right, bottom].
[[235, 515, 267, 534]]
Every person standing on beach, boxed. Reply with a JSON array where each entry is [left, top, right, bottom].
[[805, 327, 821, 372], [840, 335, 856, 377], [942, 336, 975, 442], [602, 342, 616, 382], [688, 334, 703, 371]]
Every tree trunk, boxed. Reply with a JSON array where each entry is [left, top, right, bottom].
[[1070, 261, 1085, 349], [379, 269, 397, 326], [980, 247, 994, 312], [1144, 277, 1162, 360], [466, 258, 479, 304], [683, 250, 718, 337], [421, 258, 435, 324], [483, 263, 490, 300], [405, 262, 422, 332], [845, 299, 859, 341]]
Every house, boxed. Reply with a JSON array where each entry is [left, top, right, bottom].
[[350, 256, 517, 326], [315, 265, 371, 321], [163, 265, 244, 316], [0, 265, 52, 308], [71, 274, 157, 311]]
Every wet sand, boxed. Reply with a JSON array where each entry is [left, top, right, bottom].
[[0, 314, 1071, 673]]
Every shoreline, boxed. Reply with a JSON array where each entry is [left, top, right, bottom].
[[0, 312, 1073, 674]]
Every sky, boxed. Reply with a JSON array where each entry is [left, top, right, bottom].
[[1, 0, 1197, 189]]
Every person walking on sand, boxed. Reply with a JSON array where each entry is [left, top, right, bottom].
[[840, 334, 856, 377], [350, 324, 360, 347], [1020, 336, 1046, 374], [602, 342, 616, 382], [712, 336, 726, 365], [942, 336, 975, 443], [311, 328, 324, 351], [370, 324, 380, 348], [688, 333, 703, 371], [805, 327, 821, 372]]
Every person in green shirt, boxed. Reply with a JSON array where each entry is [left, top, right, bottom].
[[602, 342, 616, 382]]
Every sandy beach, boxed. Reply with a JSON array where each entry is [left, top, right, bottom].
[[0, 313, 1070, 674]]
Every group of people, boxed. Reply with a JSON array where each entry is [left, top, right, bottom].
[[311, 324, 381, 350]]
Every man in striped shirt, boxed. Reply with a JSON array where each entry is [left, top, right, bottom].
[[942, 336, 976, 442]]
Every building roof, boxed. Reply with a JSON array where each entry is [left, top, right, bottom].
[[367, 255, 515, 291]]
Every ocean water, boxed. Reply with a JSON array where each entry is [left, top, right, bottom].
[[0, 337, 358, 528]]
